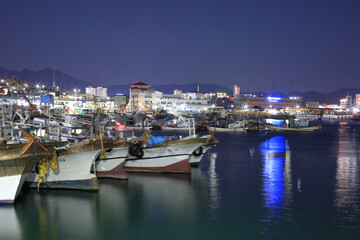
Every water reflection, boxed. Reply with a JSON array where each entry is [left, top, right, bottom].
[[15, 190, 98, 240], [260, 136, 293, 233], [0, 206, 21, 240], [334, 125, 360, 229], [206, 153, 220, 220]]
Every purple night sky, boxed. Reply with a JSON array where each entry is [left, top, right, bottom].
[[1, 0, 359, 92]]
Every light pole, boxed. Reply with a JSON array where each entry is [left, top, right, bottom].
[[36, 84, 41, 107], [74, 89, 79, 112]]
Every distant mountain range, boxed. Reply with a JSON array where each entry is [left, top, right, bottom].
[[0, 67, 91, 91], [1, 67, 359, 104]]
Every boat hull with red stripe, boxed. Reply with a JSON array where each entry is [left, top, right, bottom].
[[124, 142, 205, 173]]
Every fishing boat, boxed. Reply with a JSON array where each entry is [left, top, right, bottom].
[[0, 128, 65, 204], [25, 137, 112, 191], [321, 114, 360, 120], [95, 138, 129, 180], [265, 118, 321, 132], [124, 132, 214, 173], [93, 125, 139, 179], [208, 121, 246, 132], [188, 142, 217, 166]]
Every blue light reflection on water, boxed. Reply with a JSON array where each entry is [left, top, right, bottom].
[[260, 136, 292, 234]]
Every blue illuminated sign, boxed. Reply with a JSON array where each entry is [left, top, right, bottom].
[[267, 97, 281, 102]]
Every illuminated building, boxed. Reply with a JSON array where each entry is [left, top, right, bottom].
[[355, 94, 360, 107], [340, 95, 352, 109], [216, 92, 227, 98], [85, 86, 108, 98], [233, 94, 301, 109], [129, 82, 163, 110], [233, 85, 240, 95]]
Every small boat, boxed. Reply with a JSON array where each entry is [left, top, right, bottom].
[[321, 114, 360, 120], [208, 121, 246, 132]]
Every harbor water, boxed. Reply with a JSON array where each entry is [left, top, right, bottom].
[[2, 121, 360, 239]]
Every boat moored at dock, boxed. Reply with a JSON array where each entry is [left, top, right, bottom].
[[25, 138, 113, 191], [0, 134, 65, 204]]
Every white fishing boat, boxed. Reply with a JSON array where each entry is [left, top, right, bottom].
[[95, 146, 129, 180], [0, 129, 64, 204], [94, 126, 137, 179], [25, 138, 112, 191], [181, 134, 218, 166], [124, 134, 212, 173], [208, 121, 246, 132]]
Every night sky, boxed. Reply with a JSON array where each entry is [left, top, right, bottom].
[[1, 0, 360, 93]]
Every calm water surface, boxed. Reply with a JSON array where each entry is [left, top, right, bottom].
[[1, 121, 360, 239]]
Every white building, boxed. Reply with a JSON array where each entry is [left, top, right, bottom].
[[86, 86, 108, 98], [340, 95, 352, 109], [233, 85, 240, 95], [157, 94, 210, 112], [355, 94, 360, 108], [185, 91, 203, 100], [129, 82, 163, 110]]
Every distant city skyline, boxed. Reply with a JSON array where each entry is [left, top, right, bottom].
[[1, 0, 360, 92]]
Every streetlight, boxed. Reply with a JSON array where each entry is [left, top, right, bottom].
[[74, 89, 79, 109], [36, 84, 41, 106]]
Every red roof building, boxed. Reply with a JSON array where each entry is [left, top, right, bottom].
[[130, 82, 150, 90]]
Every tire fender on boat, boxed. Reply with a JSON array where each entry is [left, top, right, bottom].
[[129, 143, 143, 158], [193, 147, 203, 157], [136, 148, 144, 159]]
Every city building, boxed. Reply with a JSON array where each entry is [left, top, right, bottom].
[[129, 82, 163, 110], [157, 94, 211, 112], [86, 86, 108, 98], [234, 94, 302, 109], [233, 85, 240, 95], [186, 91, 203, 100], [114, 94, 129, 109], [355, 94, 360, 108], [340, 95, 352, 109], [305, 102, 320, 108]]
